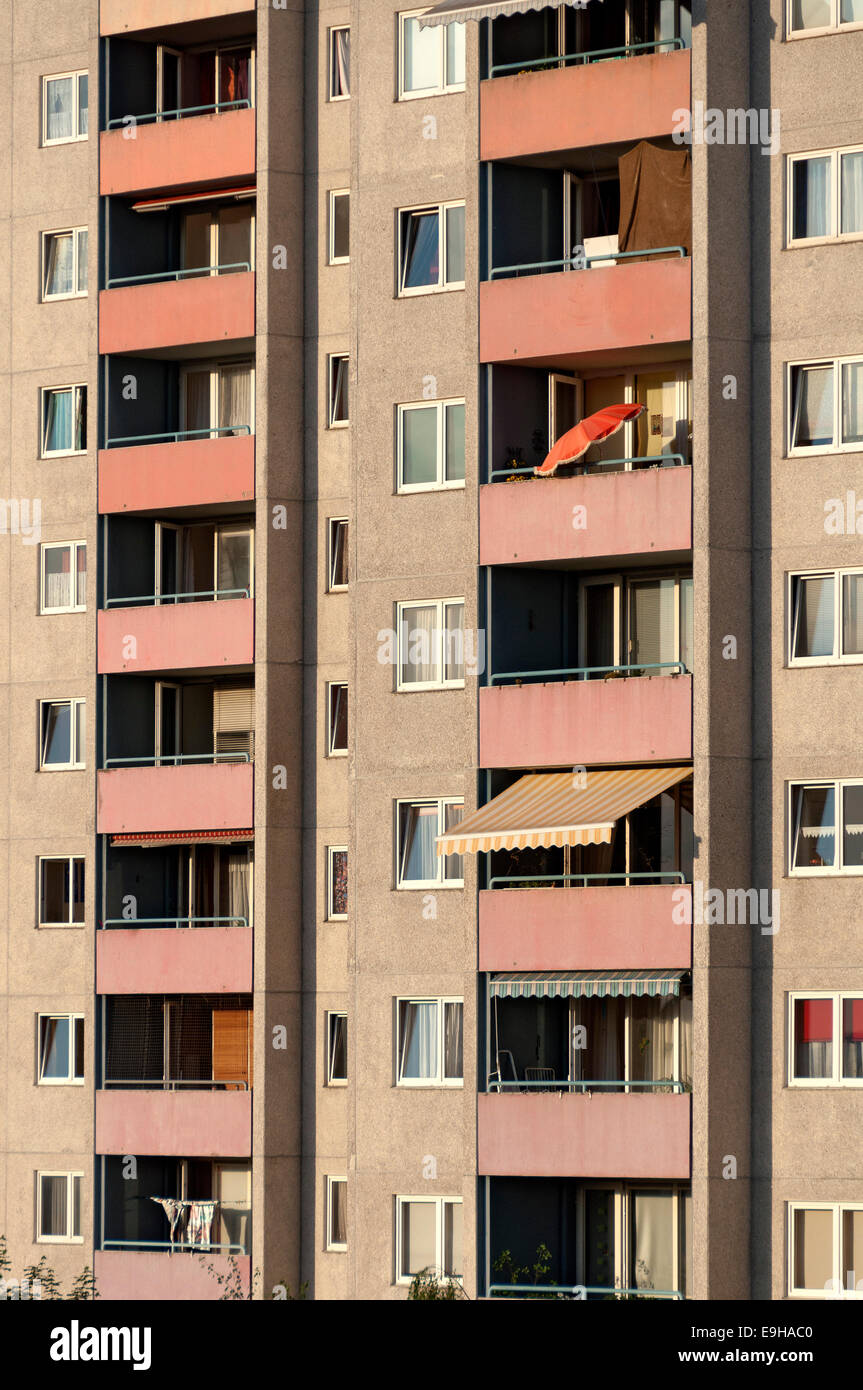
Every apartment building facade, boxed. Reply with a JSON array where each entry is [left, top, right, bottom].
[[0, 0, 860, 1302]]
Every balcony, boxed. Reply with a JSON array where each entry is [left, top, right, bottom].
[[96, 1089, 251, 1156], [98, 927, 252, 994], [99, 272, 254, 356], [101, 0, 255, 36], [481, 47, 691, 163], [479, 883, 692, 972], [480, 673, 692, 768], [98, 599, 253, 674], [98, 761, 253, 835], [100, 107, 255, 198], [100, 434, 254, 515], [95, 1250, 250, 1301]]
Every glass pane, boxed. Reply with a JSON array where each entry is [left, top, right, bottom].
[[182, 212, 212, 275], [445, 205, 465, 284], [403, 15, 439, 92], [184, 371, 212, 434], [219, 367, 253, 434], [444, 1002, 463, 1079], [329, 1180, 346, 1245], [44, 390, 72, 453], [402, 407, 438, 487], [330, 520, 348, 587], [219, 205, 253, 272], [792, 0, 832, 26], [840, 152, 863, 234], [159, 687, 178, 758], [76, 230, 88, 293], [41, 1176, 67, 1236], [330, 1015, 347, 1080], [74, 1017, 85, 1077], [794, 1208, 833, 1289], [399, 1000, 438, 1079], [45, 233, 74, 296], [443, 802, 464, 882], [444, 1203, 463, 1276], [842, 998, 863, 1079], [400, 604, 438, 685], [402, 1201, 437, 1276], [77, 74, 88, 135], [330, 850, 347, 916], [332, 193, 349, 260], [219, 49, 251, 106], [330, 358, 349, 424], [41, 1017, 70, 1078], [332, 29, 350, 97], [76, 545, 87, 608], [402, 211, 439, 289], [636, 373, 681, 459], [41, 859, 69, 924], [399, 804, 438, 881], [841, 0, 863, 17], [679, 577, 693, 673], [841, 361, 863, 445], [74, 387, 86, 451], [630, 996, 676, 1084], [843, 784, 863, 867], [792, 156, 831, 239], [75, 701, 85, 764], [73, 1176, 82, 1237], [631, 1190, 674, 1295], [629, 579, 676, 671], [793, 997, 833, 1078], [72, 859, 85, 922], [446, 23, 466, 86], [842, 1210, 863, 1290], [793, 575, 835, 658], [842, 574, 863, 655], [583, 583, 617, 671], [585, 1189, 615, 1295], [46, 77, 74, 141], [444, 602, 465, 682], [445, 403, 465, 481], [217, 532, 251, 596], [330, 684, 348, 751], [43, 546, 72, 611], [792, 365, 834, 448], [793, 784, 836, 869], [42, 703, 71, 766], [583, 375, 627, 468]]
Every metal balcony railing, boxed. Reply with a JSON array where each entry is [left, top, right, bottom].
[[102, 1077, 249, 1090], [105, 425, 252, 447], [486, 1078, 685, 1094], [489, 453, 686, 482], [489, 36, 686, 78], [101, 916, 249, 929], [488, 1283, 683, 1299], [100, 1238, 249, 1254], [489, 245, 686, 281], [106, 263, 252, 288], [104, 587, 251, 607], [103, 752, 251, 767], [488, 872, 688, 889], [489, 661, 687, 685], [106, 99, 252, 129]]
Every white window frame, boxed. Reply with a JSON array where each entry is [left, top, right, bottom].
[[396, 598, 466, 691], [576, 366, 693, 469], [327, 518, 349, 592], [40, 541, 86, 615], [38, 855, 85, 928], [395, 1196, 463, 1285], [39, 698, 85, 771], [787, 991, 863, 1088], [326, 1012, 348, 1086], [40, 384, 87, 458], [181, 204, 256, 275], [786, 0, 863, 39], [328, 190, 350, 265], [396, 997, 464, 1087], [326, 1176, 347, 1251], [327, 845, 348, 920], [328, 27, 351, 101], [787, 1202, 863, 1299], [395, 797, 464, 889], [36, 1172, 84, 1244], [398, 10, 466, 100], [41, 228, 88, 301], [571, 1183, 689, 1297], [326, 682, 348, 758], [787, 145, 863, 246], [397, 398, 466, 493], [179, 361, 255, 440], [41, 71, 88, 147], [37, 1013, 85, 1085], [787, 778, 863, 875], [786, 356, 863, 455], [787, 568, 863, 666], [398, 201, 466, 297], [327, 354, 350, 428]]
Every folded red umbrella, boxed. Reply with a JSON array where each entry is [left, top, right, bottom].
[[535, 403, 645, 476]]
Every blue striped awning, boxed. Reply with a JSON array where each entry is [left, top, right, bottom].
[[489, 970, 686, 999]]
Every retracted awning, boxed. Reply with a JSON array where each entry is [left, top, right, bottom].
[[131, 184, 256, 212], [110, 829, 254, 847], [419, 0, 599, 27], [436, 765, 691, 856], [489, 969, 687, 999]]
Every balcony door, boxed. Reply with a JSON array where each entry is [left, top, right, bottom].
[[181, 363, 254, 440], [216, 525, 253, 599], [156, 46, 183, 119], [548, 373, 581, 447], [182, 204, 254, 278], [155, 682, 181, 765], [212, 1009, 252, 1090], [215, 1162, 252, 1253], [578, 576, 621, 673]]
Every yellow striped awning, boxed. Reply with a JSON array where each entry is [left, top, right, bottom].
[[436, 766, 691, 856]]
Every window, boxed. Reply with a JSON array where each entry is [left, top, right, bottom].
[[788, 779, 863, 873], [397, 599, 465, 690], [327, 519, 349, 591], [40, 542, 86, 614], [396, 1197, 462, 1284], [327, 846, 348, 919], [42, 72, 88, 145], [37, 1173, 83, 1243], [398, 11, 465, 99], [578, 571, 693, 676], [788, 147, 863, 243], [789, 993, 863, 1086], [38, 1015, 84, 1084], [789, 569, 863, 664], [39, 699, 85, 770], [181, 363, 254, 440], [328, 190, 350, 264], [789, 1203, 863, 1298], [328, 355, 349, 427], [327, 1177, 347, 1250], [42, 229, 88, 300], [788, 0, 863, 36], [154, 522, 253, 604], [788, 357, 863, 453], [396, 799, 464, 888], [397, 399, 465, 492], [329, 27, 351, 99], [398, 202, 465, 295], [41, 385, 86, 456], [327, 1013, 348, 1084], [397, 999, 463, 1086], [39, 857, 85, 927], [327, 683, 348, 756], [181, 204, 254, 276]]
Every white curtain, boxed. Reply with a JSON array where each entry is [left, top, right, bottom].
[[632, 1191, 674, 1294], [795, 575, 834, 659], [45, 548, 72, 609], [841, 151, 863, 234], [219, 367, 252, 435], [630, 995, 676, 1085], [842, 361, 863, 445], [46, 77, 74, 141], [44, 390, 72, 452], [336, 30, 350, 96], [843, 574, 863, 656], [45, 233, 73, 296], [400, 805, 437, 882], [228, 853, 250, 924], [400, 1001, 437, 1080], [795, 156, 830, 238], [794, 365, 834, 447], [444, 1002, 463, 1079], [401, 605, 436, 684], [41, 1176, 68, 1237]]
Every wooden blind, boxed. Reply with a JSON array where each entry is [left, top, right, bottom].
[[212, 1009, 252, 1090]]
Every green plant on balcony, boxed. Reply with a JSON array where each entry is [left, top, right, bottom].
[[493, 1242, 559, 1298], [407, 1268, 468, 1300], [195, 1252, 308, 1300], [501, 430, 547, 481]]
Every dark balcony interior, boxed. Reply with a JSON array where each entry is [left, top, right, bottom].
[[104, 31, 255, 127], [100, 1155, 252, 1255], [105, 355, 254, 443], [105, 515, 253, 606], [103, 842, 252, 929], [104, 675, 255, 764], [102, 994, 253, 1090], [486, 0, 691, 77], [105, 195, 255, 288]]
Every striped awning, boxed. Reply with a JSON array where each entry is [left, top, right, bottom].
[[436, 765, 691, 856], [419, 0, 598, 27], [110, 829, 254, 847], [490, 970, 687, 999], [131, 184, 255, 212]]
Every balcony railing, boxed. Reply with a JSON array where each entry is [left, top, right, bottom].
[[489, 245, 686, 281], [100, 1238, 247, 1254], [489, 661, 687, 685], [102, 1077, 249, 1090], [488, 1283, 682, 1299], [107, 263, 251, 288], [101, 915, 249, 929], [103, 752, 251, 767], [487, 1078, 685, 1094], [489, 36, 686, 78], [488, 871, 687, 889], [105, 587, 250, 607], [105, 426, 252, 448], [489, 453, 686, 482], [106, 99, 251, 129]]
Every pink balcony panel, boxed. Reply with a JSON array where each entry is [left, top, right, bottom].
[[478, 1091, 691, 1179], [101, 0, 254, 36], [98, 600, 253, 675], [480, 258, 691, 368], [480, 675, 692, 768], [99, 435, 255, 515], [100, 108, 255, 198], [96, 1090, 251, 1157], [97, 927, 252, 995], [99, 273, 254, 355], [479, 466, 692, 566], [481, 48, 691, 162], [97, 762, 253, 835], [479, 885, 692, 972], [95, 1250, 250, 1301]]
